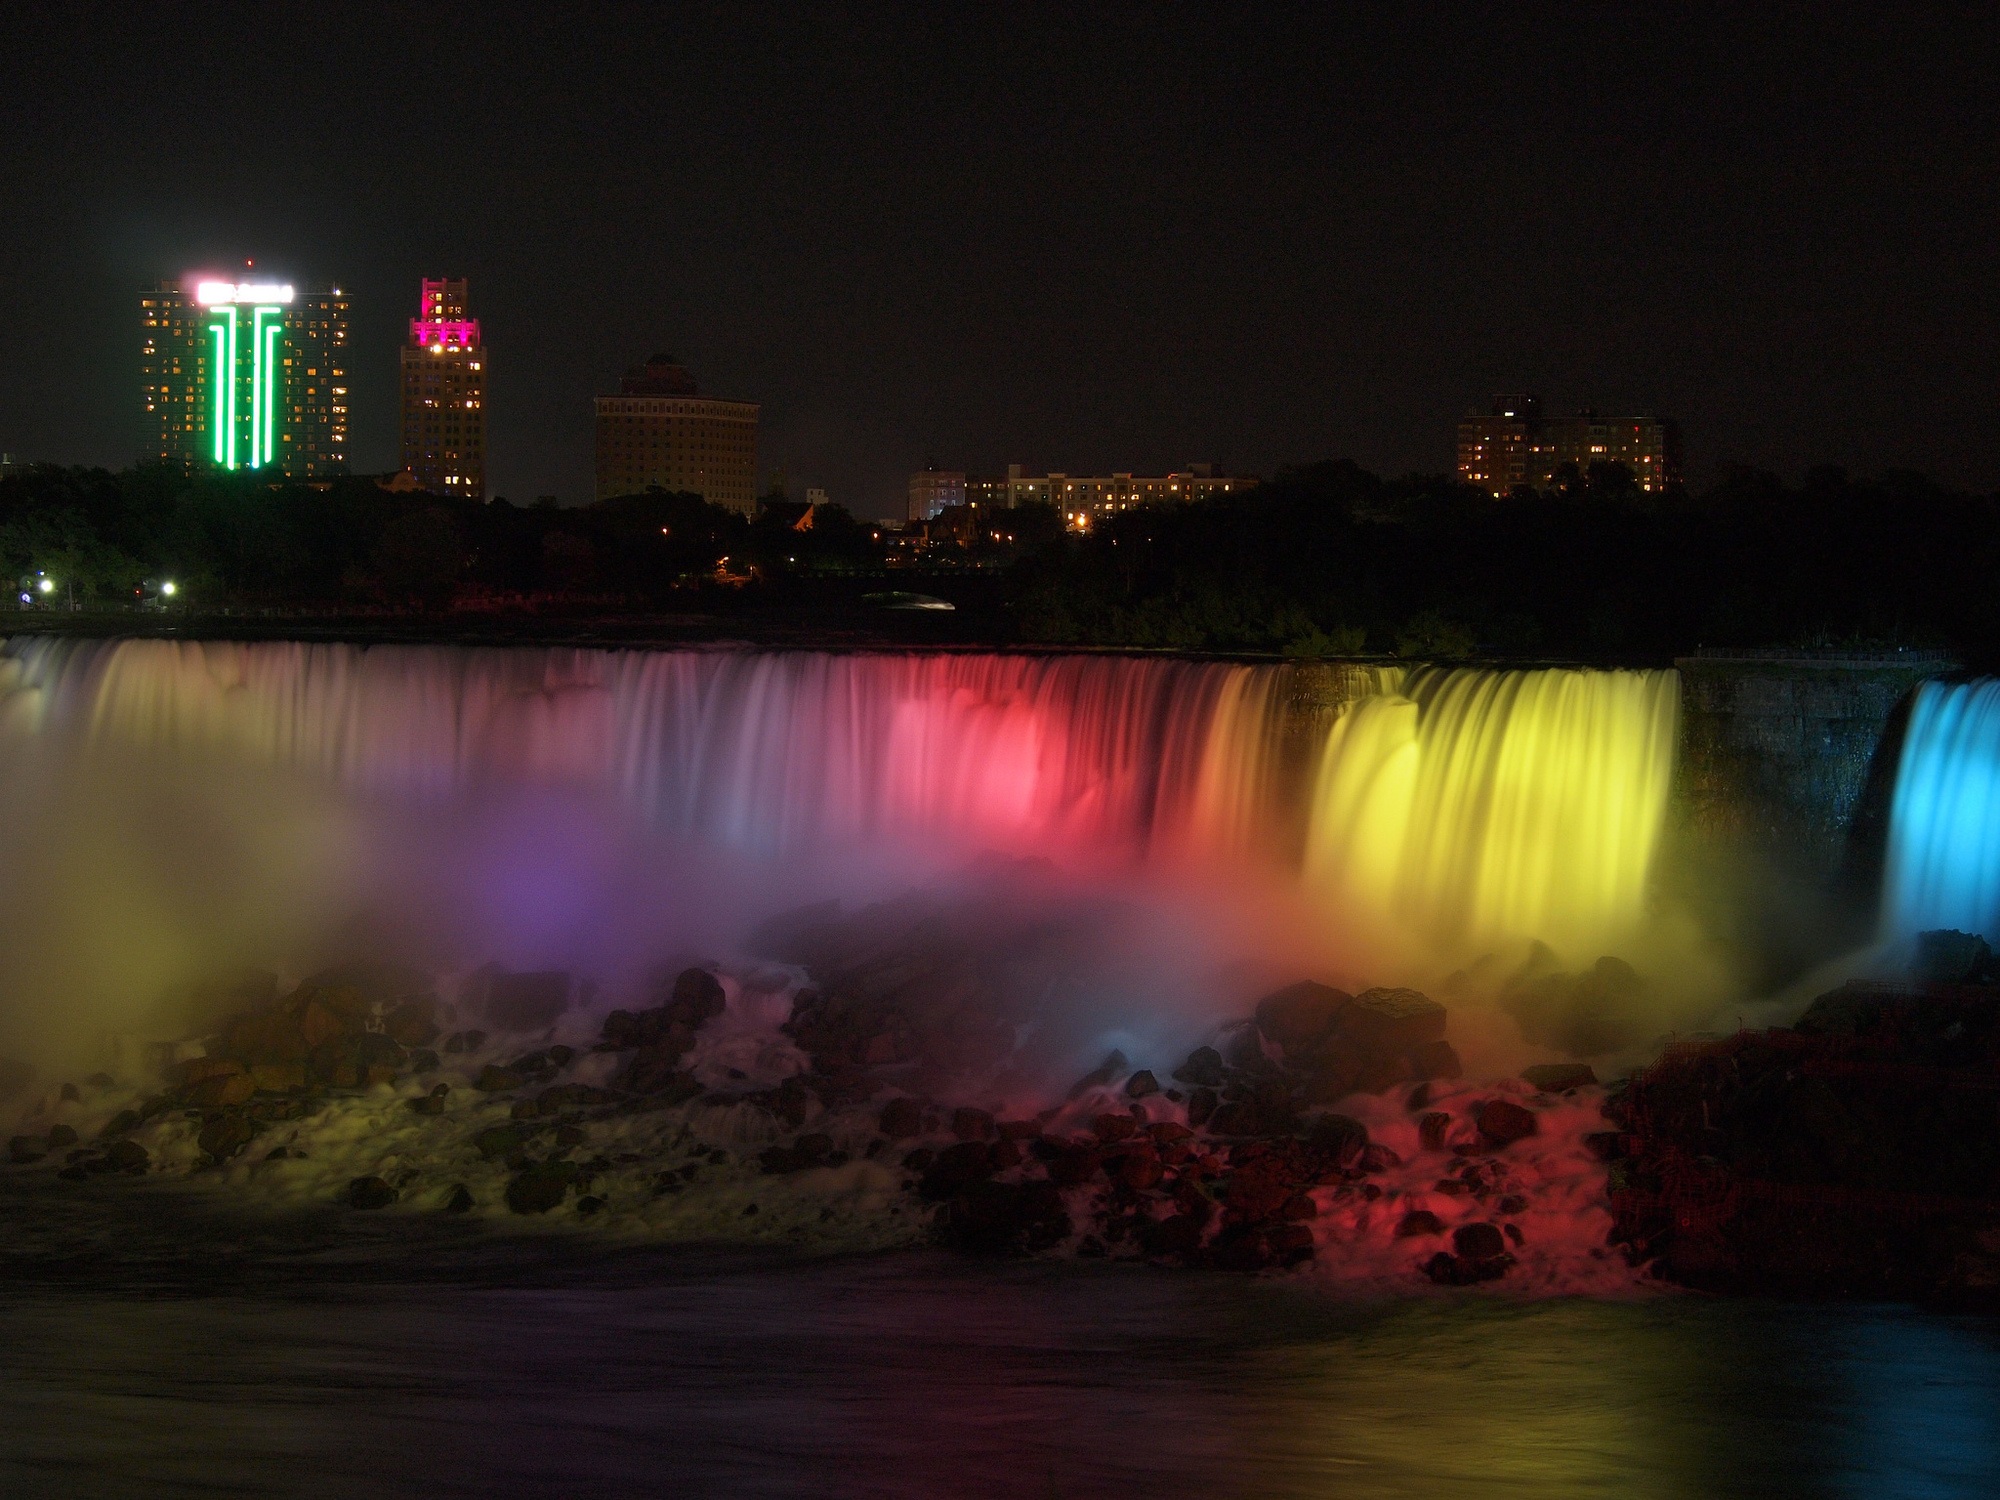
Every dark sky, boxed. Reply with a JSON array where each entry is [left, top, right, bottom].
[[2, 4, 1995, 516]]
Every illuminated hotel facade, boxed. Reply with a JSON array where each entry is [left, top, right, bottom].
[[1458, 395, 1681, 496], [399, 278, 486, 498], [140, 277, 349, 476], [594, 356, 759, 513], [956, 463, 1253, 528]]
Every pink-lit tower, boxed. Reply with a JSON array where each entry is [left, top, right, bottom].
[[398, 278, 486, 498]]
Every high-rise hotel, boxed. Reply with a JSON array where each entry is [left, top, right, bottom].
[[594, 355, 758, 513], [140, 276, 349, 476], [399, 277, 487, 498]]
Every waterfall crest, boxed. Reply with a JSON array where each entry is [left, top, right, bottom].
[[1882, 679, 2000, 941], [0, 637, 1682, 955]]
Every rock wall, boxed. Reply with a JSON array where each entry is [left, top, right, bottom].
[[1667, 652, 1952, 980]]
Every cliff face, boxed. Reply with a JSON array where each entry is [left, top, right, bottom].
[[1666, 653, 1949, 983]]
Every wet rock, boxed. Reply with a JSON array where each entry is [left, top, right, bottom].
[[1266, 1223, 1315, 1266], [1503, 954, 1650, 1056], [1344, 988, 1449, 1054], [186, 1067, 255, 1110], [952, 1107, 996, 1141], [507, 1162, 577, 1214], [1453, 1221, 1507, 1259], [348, 1175, 397, 1210], [1583, 1131, 1628, 1161], [1254, 980, 1354, 1055], [382, 997, 442, 1049], [8, 1135, 46, 1164], [45, 1124, 77, 1149], [1223, 1156, 1297, 1224], [1912, 928, 1992, 984], [1140, 1213, 1207, 1258], [619, 1049, 699, 1099], [474, 1064, 527, 1092], [1419, 1111, 1453, 1151], [666, 967, 728, 1026], [1409, 1039, 1464, 1081], [1049, 1144, 1101, 1186], [554, 1124, 587, 1148], [941, 1179, 1072, 1254], [576, 1196, 605, 1217], [1187, 1087, 1220, 1128], [249, 1064, 308, 1094], [878, 1097, 924, 1140], [102, 1140, 148, 1173], [483, 970, 574, 1032], [197, 1114, 255, 1160], [1092, 1112, 1139, 1143], [1171, 1046, 1226, 1089], [98, 1109, 141, 1139], [1113, 1151, 1164, 1191], [1521, 1063, 1597, 1092], [444, 1183, 475, 1213], [795, 1132, 835, 1164], [1356, 1142, 1401, 1173], [1476, 1099, 1539, 1147], [407, 1048, 441, 1073], [919, 1141, 995, 1200], [1066, 1050, 1128, 1100], [473, 1125, 525, 1161], [1396, 1209, 1446, 1237], [59, 1082, 81, 1103], [1124, 1069, 1160, 1099], [759, 1145, 806, 1174], [443, 1029, 487, 1054], [1305, 1112, 1369, 1166]]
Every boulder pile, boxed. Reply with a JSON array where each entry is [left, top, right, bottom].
[[1603, 944, 2000, 1305]]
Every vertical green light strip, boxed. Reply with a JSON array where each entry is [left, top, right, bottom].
[[262, 314, 282, 471], [224, 306, 240, 469], [249, 308, 266, 467], [249, 306, 279, 468], [208, 321, 229, 464]]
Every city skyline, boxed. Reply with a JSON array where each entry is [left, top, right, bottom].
[[5, 9, 1998, 517]]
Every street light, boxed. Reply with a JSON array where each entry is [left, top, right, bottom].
[[160, 581, 177, 597], [36, 577, 53, 595]]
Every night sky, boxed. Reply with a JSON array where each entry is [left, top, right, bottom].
[[2, 5, 1995, 516]]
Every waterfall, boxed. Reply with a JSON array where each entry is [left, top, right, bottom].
[[1882, 679, 2000, 941], [0, 637, 1682, 954], [1305, 667, 1682, 955]]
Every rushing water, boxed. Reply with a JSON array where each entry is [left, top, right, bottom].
[[1, 1179, 1996, 1499], [0, 637, 1680, 961], [1883, 678, 2000, 943]]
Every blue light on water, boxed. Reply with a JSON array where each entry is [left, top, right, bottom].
[[1882, 680, 2000, 941]]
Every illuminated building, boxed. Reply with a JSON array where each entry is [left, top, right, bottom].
[[399, 278, 486, 498], [907, 466, 965, 521], [1458, 396, 1681, 496], [962, 463, 1254, 528], [140, 276, 348, 476], [593, 355, 759, 513]]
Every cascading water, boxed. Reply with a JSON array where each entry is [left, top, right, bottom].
[[0, 637, 1681, 959], [1304, 667, 1682, 957], [1881, 678, 2000, 941]]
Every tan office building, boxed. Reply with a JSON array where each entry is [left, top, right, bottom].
[[594, 356, 759, 513]]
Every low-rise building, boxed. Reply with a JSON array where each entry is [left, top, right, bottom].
[[1458, 396, 1681, 496]]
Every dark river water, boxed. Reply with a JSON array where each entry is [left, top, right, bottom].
[[1, 1178, 1996, 1498]]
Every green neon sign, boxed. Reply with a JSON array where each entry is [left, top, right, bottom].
[[202, 302, 283, 471]]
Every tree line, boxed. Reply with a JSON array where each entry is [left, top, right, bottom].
[[4, 459, 1997, 665]]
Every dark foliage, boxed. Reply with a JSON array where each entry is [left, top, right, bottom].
[[1010, 461, 2000, 663]]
